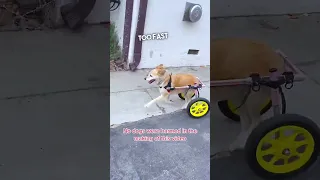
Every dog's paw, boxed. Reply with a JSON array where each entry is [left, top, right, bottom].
[[229, 132, 248, 151], [144, 103, 151, 108], [211, 150, 232, 159], [228, 141, 245, 152], [181, 103, 188, 109]]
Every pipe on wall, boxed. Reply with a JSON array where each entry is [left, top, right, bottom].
[[122, 0, 134, 66], [129, 0, 148, 71]]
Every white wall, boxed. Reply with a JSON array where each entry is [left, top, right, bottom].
[[136, 0, 210, 68], [110, 0, 126, 48], [211, 0, 320, 17]]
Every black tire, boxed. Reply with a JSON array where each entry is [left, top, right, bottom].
[[187, 97, 210, 118], [245, 114, 320, 179], [178, 93, 195, 100], [217, 100, 272, 122], [218, 88, 286, 122]]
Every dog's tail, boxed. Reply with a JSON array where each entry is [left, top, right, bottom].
[[196, 77, 205, 87]]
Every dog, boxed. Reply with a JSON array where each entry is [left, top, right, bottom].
[[144, 64, 202, 109], [211, 38, 285, 153]]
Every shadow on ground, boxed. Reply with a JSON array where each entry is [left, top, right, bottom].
[[0, 26, 109, 180], [211, 150, 320, 180], [110, 110, 210, 180], [0, 89, 109, 180]]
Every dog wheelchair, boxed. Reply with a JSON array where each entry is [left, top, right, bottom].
[[165, 79, 210, 118], [211, 50, 320, 179]]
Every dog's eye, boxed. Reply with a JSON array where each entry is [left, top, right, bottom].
[[150, 75, 152, 77]]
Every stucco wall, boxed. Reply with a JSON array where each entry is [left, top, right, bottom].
[[132, 0, 210, 68], [211, 0, 320, 17]]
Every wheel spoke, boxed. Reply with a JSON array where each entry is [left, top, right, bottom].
[[260, 148, 277, 156], [293, 140, 308, 149], [264, 133, 278, 145], [269, 156, 279, 165], [286, 133, 297, 142], [277, 128, 287, 141], [289, 150, 300, 157]]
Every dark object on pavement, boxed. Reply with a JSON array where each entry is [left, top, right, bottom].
[[60, 0, 96, 30]]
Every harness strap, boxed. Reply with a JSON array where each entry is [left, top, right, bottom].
[[160, 73, 173, 92], [233, 86, 252, 111]]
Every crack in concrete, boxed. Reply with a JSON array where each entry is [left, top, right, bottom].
[[210, 12, 320, 19], [296, 59, 320, 67], [111, 87, 159, 94], [307, 77, 320, 86], [157, 106, 166, 114], [297, 68, 320, 87], [294, 61, 320, 87], [0, 86, 108, 101]]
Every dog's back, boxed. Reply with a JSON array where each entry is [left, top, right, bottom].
[[171, 74, 200, 87], [211, 38, 284, 80], [210, 38, 285, 105]]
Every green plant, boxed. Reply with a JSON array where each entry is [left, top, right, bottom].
[[110, 23, 121, 61]]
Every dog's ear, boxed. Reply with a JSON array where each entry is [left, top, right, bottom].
[[156, 64, 164, 69], [157, 68, 166, 75]]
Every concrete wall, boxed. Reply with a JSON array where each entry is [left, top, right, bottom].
[[211, 0, 320, 17], [110, 0, 126, 48], [134, 0, 210, 68]]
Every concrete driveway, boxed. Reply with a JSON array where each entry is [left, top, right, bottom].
[[211, 14, 320, 179], [110, 111, 210, 180], [0, 26, 109, 180]]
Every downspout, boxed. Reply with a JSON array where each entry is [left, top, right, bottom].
[[129, 0, 148, 71], [122, 0, 134, 66]]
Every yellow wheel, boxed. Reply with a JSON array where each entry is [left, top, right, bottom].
[[245, 114, 320, 179], [178, 92, 195, 100], [187, 97, 210, 118], [217, 99, 272, 121]]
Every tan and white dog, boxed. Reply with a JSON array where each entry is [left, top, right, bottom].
[[144, 64, 201, 109], [211, 38, 285, 152], [144, 38, 285, 153]]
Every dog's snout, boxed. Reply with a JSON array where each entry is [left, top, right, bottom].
[[144, 77, 146, 80]]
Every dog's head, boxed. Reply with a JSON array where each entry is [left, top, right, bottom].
[[144, 64, 166, 84]]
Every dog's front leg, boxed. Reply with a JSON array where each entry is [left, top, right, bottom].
[[229, 118, 261, 151], [181, 99, 190, 109], [164, 94, 173, 104], [229, 104, 262, 151], [181, 91, 193, 109], [228, 105, 252, 151], [144, 95, 166, 108]]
